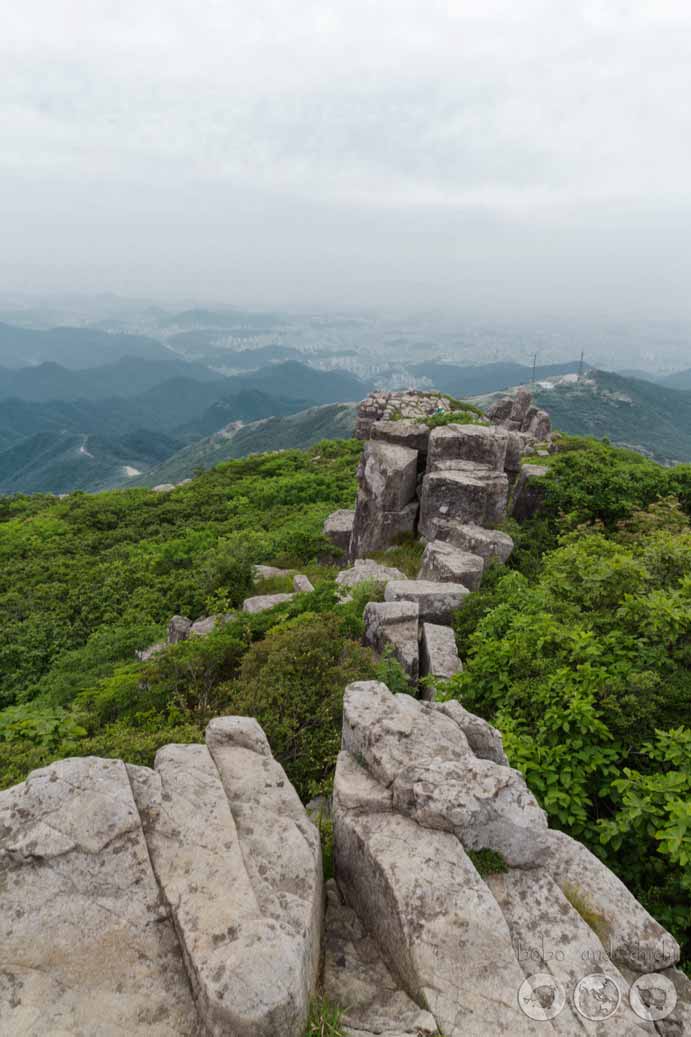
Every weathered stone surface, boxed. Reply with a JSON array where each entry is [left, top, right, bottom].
[[323, 879, 438, 1036], [355, 390, 455, 440], [168, 614, 192, 643], [385, 578, 469, 624], [349, 441, 419, 557], [371, 419, 431, 455], [0, 756, 201, 1036], [418, 539, 485, 590], [335, 558, 406, 590], [418, 467, 509, 539], [363, 600, 419, 680], [543, 830, 680, 972], [431, 520, 514, 567], [488, 867, 653, 1035], [334, 776, 535, 1036], [242, 592, 295, 613], [526, 407, 551, 440], [293, 574, 315, 593], [206, 717, 322, 1009], [152, 482, 175, 493], [341, 682, 548, 867], [420, 622, 462, 688], [133, 729, 321, 1037], [254, 564, 291, 580], [323, 509, 355, 552], [434, 698, 508, 765], [510, 463, 549, 521], [503, 429, 523, 474], [190, 612, 236, 637], [427, 424, 509, 471]]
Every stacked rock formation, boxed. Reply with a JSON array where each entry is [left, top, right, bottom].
[[487, 385, 551, 440], [1, 699, 687, 1035], [328, 680, 685, 1036], [354, 389, 458, 440], [0, 718, 323, 1036]]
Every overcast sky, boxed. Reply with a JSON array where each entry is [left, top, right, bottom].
[[2, 1, 691, 314]]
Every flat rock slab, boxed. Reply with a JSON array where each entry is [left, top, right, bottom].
[[427, 424, 509, 471], [0, 757, 201, 1037], [363, 600, 420, 680], [543, 829, 679, 972], [418, 539, 485, 590], [433, 699, 508, 765], [385, 578, 469, 624], [190, 612, 236, 637], [335, 558, 406, 590], [242, 592, 295, 613], [323, 879, 438, 1036], [293, 574, 315, 593], [432, 520, 514, 567], [487, 868, 654, 1036], [420, 621, 463, 687], [254, 564, 292, 580], [371, 419, 431, 455]]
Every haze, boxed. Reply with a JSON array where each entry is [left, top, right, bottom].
[[3, 1, 691, 316]]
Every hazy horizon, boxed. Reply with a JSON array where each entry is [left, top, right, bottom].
[[3, 2, 691, 318]]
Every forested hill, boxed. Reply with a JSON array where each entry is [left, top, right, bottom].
[[1, 432, 690, 963]]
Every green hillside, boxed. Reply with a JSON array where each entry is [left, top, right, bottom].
[[534, 369, 691, 463], [0, 435, 690, 962], [131, 402, 357, 486]]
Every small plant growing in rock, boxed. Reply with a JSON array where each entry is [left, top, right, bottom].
[[467, 848, 508, 877], [304, 995, 346, 1036]]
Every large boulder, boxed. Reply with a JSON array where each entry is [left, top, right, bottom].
[[385, 579, 470, 624], [349, 441, 419, 557], [426, 424, 508, 472], [418, 467, 509, 539], [420, 621, 463, 688], [168, 614, 192, 643], [510, 463, 549, 521], [131, 719, 323, 1037], [418, 539, 484, 590], [190, 612, 236, 637], [323, 509, 355, 553], [363, 600, 419, 680], [430, 520, 514, 568], [0, 757, 201, 1036], [332, 681, 678, 1036]]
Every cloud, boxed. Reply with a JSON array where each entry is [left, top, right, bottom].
[[2, 1, 691, 310]]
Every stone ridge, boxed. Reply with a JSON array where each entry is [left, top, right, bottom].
[[332, 681, 681, 1036]]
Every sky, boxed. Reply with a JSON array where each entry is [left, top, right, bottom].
[[2, 0, 691, 314]]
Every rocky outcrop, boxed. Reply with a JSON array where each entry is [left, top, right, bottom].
[[355, 390, 456, 440], [0, 719, 322, 1037], [349, 441, 419, 558], [331, 681, 680, 1037], [487, 387, 551, 441], [418, 465, 509, 537]]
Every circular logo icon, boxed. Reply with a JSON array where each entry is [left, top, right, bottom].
[[574, 974, 622, 1021], [629, 973, 677, 1021], [518, 973, 566, 1021]]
